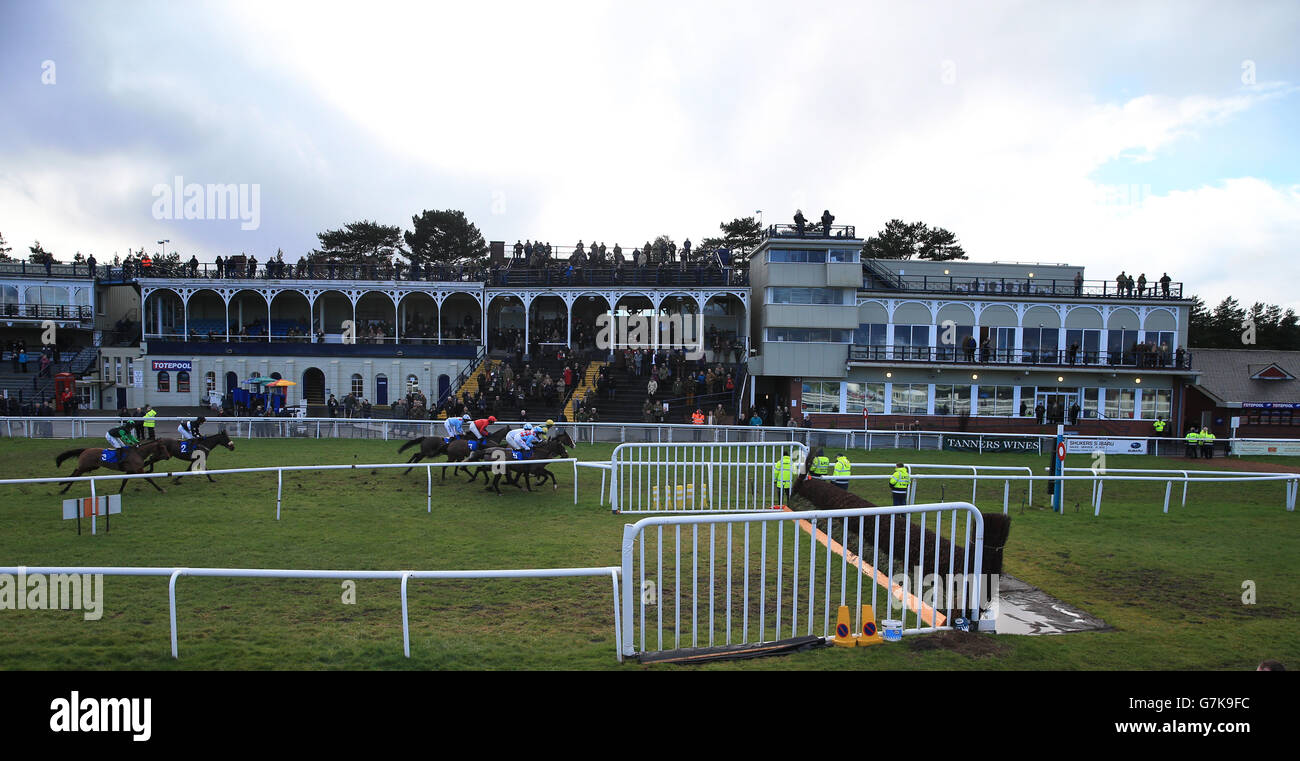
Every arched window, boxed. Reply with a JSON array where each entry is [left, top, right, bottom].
[[271, 372, 282, 380], [157, 371, 170, 392], [205, 372, 216, 393], [351, 373, 364, 396], [177, 371, 191, 393], [407, 374, 420, 393]]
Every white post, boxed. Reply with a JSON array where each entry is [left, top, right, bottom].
[[427, 465, 432, 513], [401, 572, 411, 658], [168, 569, 183, 658], [276, 469, 282, 520]]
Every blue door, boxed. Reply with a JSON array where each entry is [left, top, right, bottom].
[[376, 375, 388, 406], [438, 374, 450, 403]]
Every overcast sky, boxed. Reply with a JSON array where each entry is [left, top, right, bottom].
[[1, 0, 1297, 311]]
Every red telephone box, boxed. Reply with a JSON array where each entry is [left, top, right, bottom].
[[54, 372, 75, 412]]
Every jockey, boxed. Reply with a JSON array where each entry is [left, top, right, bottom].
[[443, 413, 466, 439], [106, 422, 140, 451], [533, 418, 556, 441], [506, 423, 535, 452], [178, 416, 206, 440], [469, 415, 496, 441]]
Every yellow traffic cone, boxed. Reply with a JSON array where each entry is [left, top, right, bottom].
[[832, 605, 856, 647], [856, 605, 883, 646]]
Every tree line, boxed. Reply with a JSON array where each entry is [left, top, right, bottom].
[[1187, 295, 1300, 351]]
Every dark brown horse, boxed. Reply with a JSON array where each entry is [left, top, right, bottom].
[[474, 433, 574, 494], [400, 426, 509, 479], [54, 443, 167, 494], [142, 429, 237, 483]]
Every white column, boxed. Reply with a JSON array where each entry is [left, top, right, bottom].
[[883, 382, 893, 415], [394, 296, 400, 343], [437, 298, 443, 345], [927, 383, 935, 415], [970, 383, 979, 416], [566, 298, 572, 348], [182, 293, 188, 341], [524, 297, 530, 355], [267, 293, 272, 343], [224, 298, 230, 343]]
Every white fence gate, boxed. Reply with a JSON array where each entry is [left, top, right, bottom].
[[618, 502, 987, 659], [609, 441, 809, 514]]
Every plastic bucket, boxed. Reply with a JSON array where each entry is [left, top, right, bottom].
[[881, 619, 903, 642]]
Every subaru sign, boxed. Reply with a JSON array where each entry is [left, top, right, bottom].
[[1064, 437, 1148, 455]]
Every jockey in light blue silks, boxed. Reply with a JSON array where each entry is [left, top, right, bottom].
[[505, 423, 535, 453], [444, 413, 467, 440]]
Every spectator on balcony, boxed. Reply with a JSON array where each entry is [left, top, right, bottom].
[[612, 243, 623, 265], [961, 335, 976, 362], [1066, 342, 1080, 365], [245, 255, 257, 278], [598, 242, 607, 262], [1160, 272, 1171, 297], [572, 241, 586, 263], [1126, 273, 1135, 296], [87, 253, 96, 278], [1035, 401, 1046, 424], [793, 209, 807, 236], [1115, 271, 1126, 296], [821, 209, 834, 237], [1137, 273, 1147, 296], [1073, 271, 1083, 296]]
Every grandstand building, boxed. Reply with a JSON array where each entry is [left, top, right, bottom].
[[0, 218, 1229, 438], [746, 222, 1200, 436], [3, 251, 748, 421]]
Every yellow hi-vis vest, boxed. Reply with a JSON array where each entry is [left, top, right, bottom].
[[1153, 420, 1166, 432], [1185, 431, 1198, 444], [1204, 432, 1216, 443], [833, 457, 852, 479], [143, 409, 157, 428], [889, 468, 911, 491], [811, 456, 831, 475], [773, 457, 793, 489]]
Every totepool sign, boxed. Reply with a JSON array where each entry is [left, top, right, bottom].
[[151, 360, 192, 372]]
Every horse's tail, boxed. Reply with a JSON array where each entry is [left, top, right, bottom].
[[56, 448, 87, 467], [398, 437, 425, 454]]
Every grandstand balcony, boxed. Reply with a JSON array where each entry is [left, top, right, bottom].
[[848, 344, 1192, 370], [860, 270, 1186, 299]]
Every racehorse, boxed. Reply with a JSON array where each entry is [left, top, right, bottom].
[[54, 442, 167, 494], [474, 432, 574, 494], [142, 429, 237, 483], [400, 426, 508, 478]]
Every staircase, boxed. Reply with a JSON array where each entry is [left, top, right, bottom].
[[562, 361, 606, 420], [436, 358, 498, 418], [862, 259, 905, 290]]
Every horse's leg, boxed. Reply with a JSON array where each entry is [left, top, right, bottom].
[[59, 468, 82, 494], [403, 452, 424, 476], [143, 473, 166, 492]]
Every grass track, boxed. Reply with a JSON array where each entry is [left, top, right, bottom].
[[0, 437, 1296, 670]]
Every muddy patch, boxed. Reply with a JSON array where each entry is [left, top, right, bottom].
[[906, 630, 1009, 658]]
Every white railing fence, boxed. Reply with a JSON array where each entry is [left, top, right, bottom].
[[618, 502, 986, 659], [0, 458, 584, 523], [4, 416, 1293, 459], [0, 565, 622, 661], [610, 441, 809, 514]]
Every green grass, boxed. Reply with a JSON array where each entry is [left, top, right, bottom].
[[0, 437, 1296, 670]]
